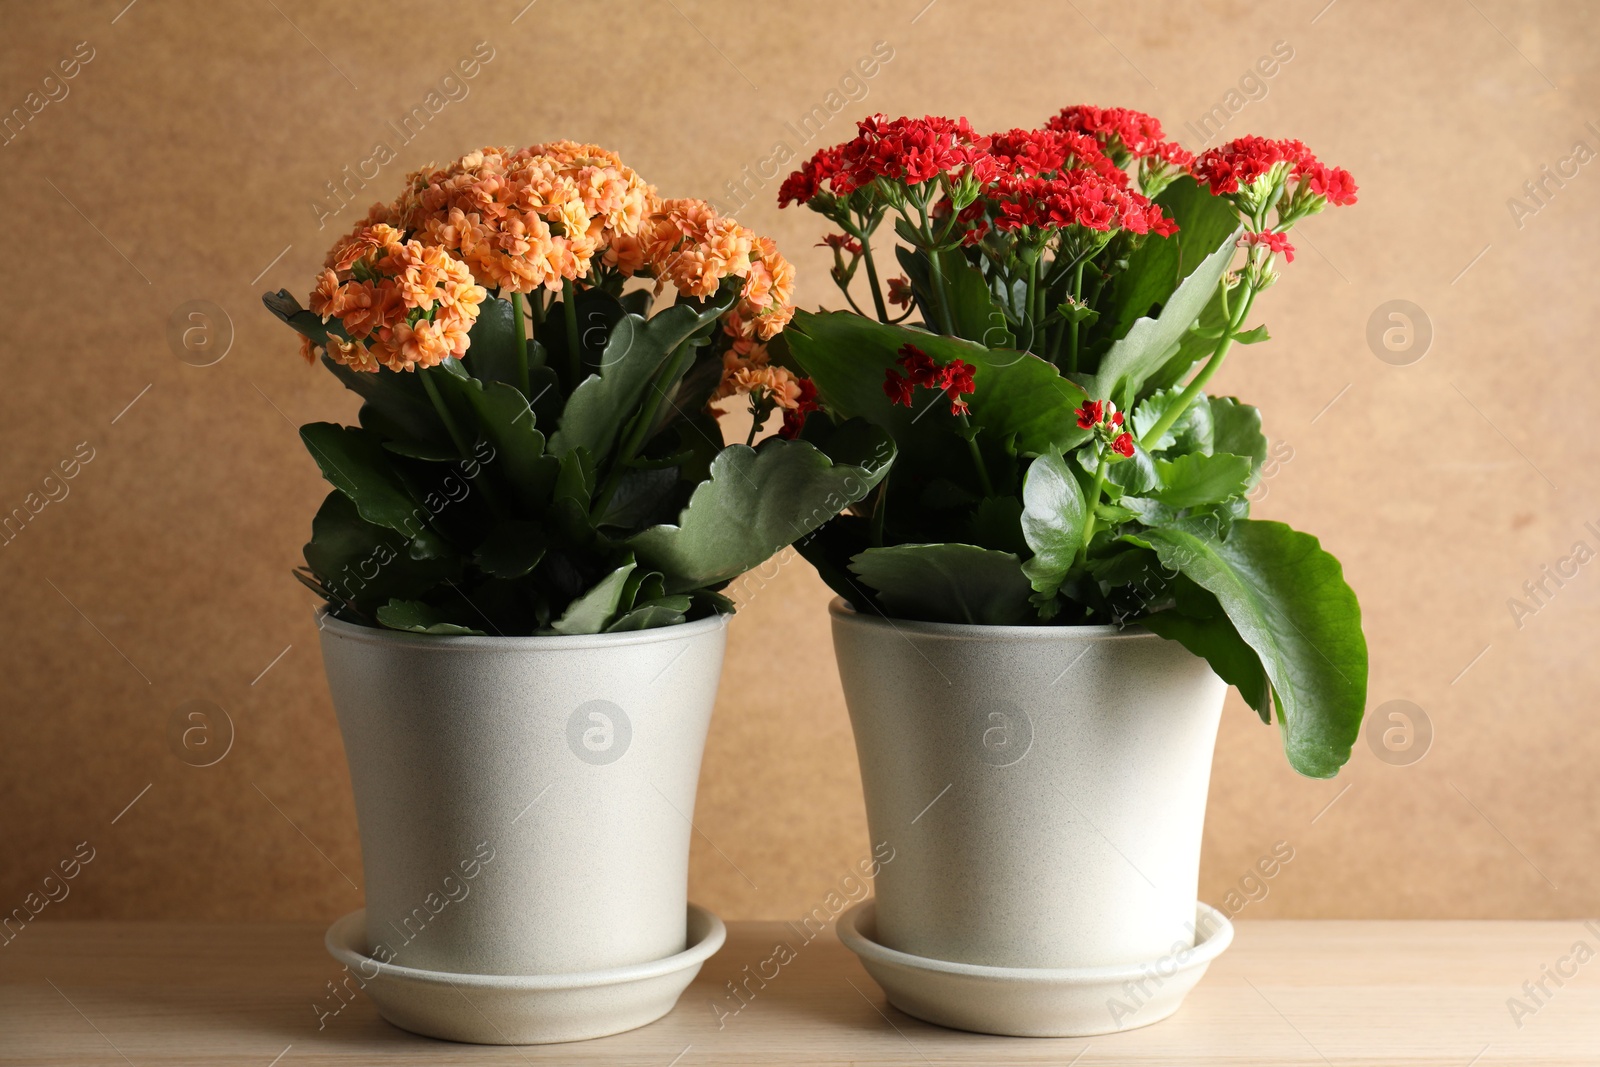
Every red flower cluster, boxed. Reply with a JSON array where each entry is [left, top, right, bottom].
[[986, 127, 1128, 186], [991, 171, 1176, 237], [840, 114, 995, 191], [1239, 229, 1295, 263], [779, 116, 993, 205], [1194, 136, 1358, 206], [883, 342, 977, 416], [1047, 105, 1194, 169], [777, 146, 845, 207], [1076, 399, 1134, 457], [778, 378, 821, 440]]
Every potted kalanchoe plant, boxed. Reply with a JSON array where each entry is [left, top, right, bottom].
[[262, 142, 889, 1044], [774, 109, 1366, 1036]]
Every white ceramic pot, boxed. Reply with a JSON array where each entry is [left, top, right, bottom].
[[830, 598, 1229, 1032], [318, 609, 726, 982]]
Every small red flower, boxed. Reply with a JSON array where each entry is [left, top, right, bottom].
[[1078, 398, 1134, 457], [887, 275, 914, 308], [779, 378, 821, 439], [1239, 230, 1295, 263], [884, 343, 977, 416], [818, 233, 863, 255]]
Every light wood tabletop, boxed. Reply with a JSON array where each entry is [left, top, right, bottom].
[[1, 919, 1597, 1065]]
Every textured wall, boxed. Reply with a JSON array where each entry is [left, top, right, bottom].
[[1, 0, 1596, 928]]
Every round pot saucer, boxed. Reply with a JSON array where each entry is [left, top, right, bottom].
[[837, 900, 1232, 1038], [323, 903, 725, 1044]]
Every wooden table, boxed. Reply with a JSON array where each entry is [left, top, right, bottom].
[[2, 920, 1597, 1065]]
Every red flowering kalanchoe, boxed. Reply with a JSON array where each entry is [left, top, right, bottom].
[[1075, 398, 1134, 458], [777, 145, 846, 207], [883, 342, 977, 416]]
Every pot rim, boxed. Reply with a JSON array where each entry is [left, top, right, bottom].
[[828, 597, 1154, 642], [315, 604, 728, 652]]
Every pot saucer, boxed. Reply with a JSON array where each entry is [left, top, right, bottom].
[[837, 900, 1232, 1038], [324, 904, 725, 1044]]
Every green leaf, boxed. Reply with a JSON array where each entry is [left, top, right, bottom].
[[302, 491, 457, 617], [1233, 324, 1270, 345], [1092, 222, 1241, 409], [1208, 397, 1267, 482], [939, 251, 1015, 348], [850, 543, 1035, 625], [967, 495, 1028, 556], [300, 423, 426, 538], [1019, 452, 1087, 599], [628, 430, 894, 594], [460, 296, 528, 389], [1098, 177, 1243, 345], [1136, 519, 1367, 778], [551, 558, 636, 635], [550, 289, 736, 467], [431, 372, 559, 509], [605, 596, 693, 632], [786, 310, 1089, 458], [474, 521, 547, 579], [1154, 453, 1252, 509], [1140, 609, 1271, 722], [375, 599, 486, 636]]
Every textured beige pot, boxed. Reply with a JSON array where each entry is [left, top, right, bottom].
[[318, 609, 726, 982], [830, 598, 1228, 975]]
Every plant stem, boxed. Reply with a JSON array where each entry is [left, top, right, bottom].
[[590, 339, 695, 519], [562, 276, 581, 389], [958, 414, 994, 497], [859, 231, 891, 323], [422, 367, 509, 519], [1075, 453, 1109, 569], [1139, 276, 1261, 449], [1066, 258, 1086, 374], [870, 480, 888, 546], [1024, 253, 1040, 355], [511, 291, 530, 396], [421, 369, 471, 458], [924, 244, 957, 335]]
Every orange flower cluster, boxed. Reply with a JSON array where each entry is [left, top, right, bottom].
[[711, 342, 804, 414], [621, 199, 796, 341], [395, 143, 654, 294], [303, 144, 797, 379], [307, 222, 486, 372]]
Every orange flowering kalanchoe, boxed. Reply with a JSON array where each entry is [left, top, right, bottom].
[[302, 143, 801, 429]]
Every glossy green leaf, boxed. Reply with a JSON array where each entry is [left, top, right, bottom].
[[1136, 519, 1367, 778], [375, 599, 486, 635], [551, 558, 636, 635], [1154, 453, 1252, 509], [850, 543, 1035, 625], [474, 521, 547, 579], [1092, 224, 1240, 408], [1019, 452, 1087, 599], [629, 430, 894, 593], [1208, 397, 1267, 482], [550, 288, 736, 466], [786, 310, 1090, 458], [300, 423, 427, 538]]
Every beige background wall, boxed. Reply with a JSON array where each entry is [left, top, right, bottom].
[[2, 0, 1597, 926]]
